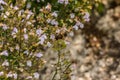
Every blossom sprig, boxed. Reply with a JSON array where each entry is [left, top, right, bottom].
[[0, 0, 93, 79]]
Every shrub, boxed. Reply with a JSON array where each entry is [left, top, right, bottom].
[[0, 0, 98, 79]]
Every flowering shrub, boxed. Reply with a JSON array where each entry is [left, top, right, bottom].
[[0, 0, 98, 79]]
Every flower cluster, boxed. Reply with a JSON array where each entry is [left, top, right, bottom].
[[0, 0, 92, 79], [58, 0, 69, 5]]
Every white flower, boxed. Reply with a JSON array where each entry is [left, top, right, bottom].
[[52, 11, 58, 17], [36, 29, 42, 36], [83, 12, 90, 22], [39, 38, 45, 44], [11, 27, 18, 37], [7, 72, 13, 78], [58, 0, 64, 4], [24, 34, 28, 40], [2, 60, 9, 66], [24, 50, 29, 55], [45, 3, 51, 11], [10, 4, 13, 8], [51, 19, 58, 26], [26, 11, 33, 19], [50, 34, 55, 40], [35, 52, 43, 58], [26, 76, 32, 79], [13, 73, 17, 79], [39, 34, 47, 44], [76, 21, 81, 26], [84, 18, 90, 22], [47, 42, 51, 47], [56, 29, 60, 33], [51, 19, 55, 25], [58, 0, 68, 4], [26, 2, 31, 9], [4, 15, 7, 18], [65, 41, 70, 45], [5, 11, 10, 16], [13, 27, 18, 33], [84, 12, 90, 18], [15, 45, 19, 50], [7, 72, 17, 79], [1, 50, 8, 56], [2, 24, 8, 30], [46, 19, 51, 23], [73, 25, 78, 30], [75, 22, 84, 28], [65, 0, 69, 5], [18, 10, 24, 17], [27, 60, 32, 67], [23, 28, 27, 33], [79, 22, 84, 28], [27, 21, 32, 25], [54, 21, 58, 26], [0, 0, 7, 5], [70, 13, 75, 19], [69, 31, 74, 37], [26, 14, 31, 20], [14, 6, 19, 10], [0, 71, 4, 76], [33, 72, 39, 79]]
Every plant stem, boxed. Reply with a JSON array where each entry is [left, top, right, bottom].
[[52, 50, 61, 80]]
